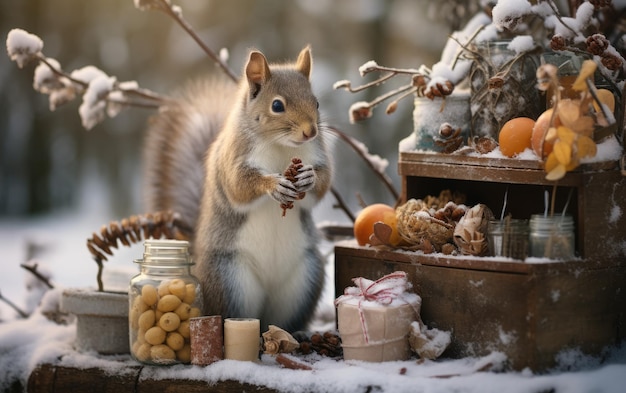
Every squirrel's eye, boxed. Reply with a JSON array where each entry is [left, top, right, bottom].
[[316, 101, 319, 109], [271, 99, 285, 113]]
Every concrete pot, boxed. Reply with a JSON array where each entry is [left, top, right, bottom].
[[60, 288, 129, 354]]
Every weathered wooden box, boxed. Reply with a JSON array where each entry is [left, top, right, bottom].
[[335, 152, 626, 371]]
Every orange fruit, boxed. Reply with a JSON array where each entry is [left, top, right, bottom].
[[353, 203, 401, 246], [531, 109, 559, 159], [498, 117, 535, 157]]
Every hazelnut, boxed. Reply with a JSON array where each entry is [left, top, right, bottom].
[[141, 284, 158, 306], [182, 284, 196, 304], [138, 309, 156, 331], [159, 312, 181, 332], [168, 279, 186, 300], [150, 344, 176, 362], [145, 326, 166, 345], [166, 332, 185, 351], [157, 294, 182, 312]]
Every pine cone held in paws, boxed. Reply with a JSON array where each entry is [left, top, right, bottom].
[[281, 157, 306, 216]]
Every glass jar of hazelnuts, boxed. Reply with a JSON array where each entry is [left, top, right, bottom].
[[129, 239, 203, 365]]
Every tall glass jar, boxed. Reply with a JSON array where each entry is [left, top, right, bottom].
[[487, 218, 529, 260], [469, 40, 541, 139], [129, 239, 203, 365], [529, 215, 576, 259]]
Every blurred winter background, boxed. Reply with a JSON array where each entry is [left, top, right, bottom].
[[0, 0, 480, 320]]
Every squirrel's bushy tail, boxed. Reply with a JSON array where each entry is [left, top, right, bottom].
[[142, 77, 238, 234]]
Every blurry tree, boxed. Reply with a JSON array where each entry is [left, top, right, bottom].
[[0, 0, 478, 219]]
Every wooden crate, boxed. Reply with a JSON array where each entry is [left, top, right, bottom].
[[335, 243, 626, 371], [334, 152, 626, 371]]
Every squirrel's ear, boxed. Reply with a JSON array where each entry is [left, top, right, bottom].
[[296, 45, 312, 79], [245, 51, 271, 97]]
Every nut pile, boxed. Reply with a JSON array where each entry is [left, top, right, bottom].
[[129, 279, 201, 364], [297, 331, 343, 358]]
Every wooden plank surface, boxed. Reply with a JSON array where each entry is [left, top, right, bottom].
[[27, 364, 280, 393], [399, 151, 618, 172]]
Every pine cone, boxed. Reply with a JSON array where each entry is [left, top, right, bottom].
[[586, 34, 610, 56], [550, 35, 567, 51], [601, 53, 623, 71], [86, 210, 191, 263], [280, 157, 304, 216]]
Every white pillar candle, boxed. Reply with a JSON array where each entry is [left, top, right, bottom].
[[223, 318, 260, 361]]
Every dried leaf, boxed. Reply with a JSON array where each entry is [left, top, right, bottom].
[[572, 60, 597, 91], [557, 100, 581, 128], [546, 163, 567, 180], [556, 126, 576, 145], [566, 156, 580, 171], [544, 152, 559, 173], [554, 140, 572, 165], [576, 135, 597, 158], [594, 89, 615, 112], [570, 116, 594, 136], [369, 221, 393, 247]]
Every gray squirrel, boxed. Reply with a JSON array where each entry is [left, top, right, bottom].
[[143, 46, 333, 332]]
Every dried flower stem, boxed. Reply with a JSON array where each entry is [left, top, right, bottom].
[[340, 72, 396, 93], [361, 64, 423, 76]]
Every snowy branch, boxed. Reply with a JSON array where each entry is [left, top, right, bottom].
[[6, 28, 172, 130]]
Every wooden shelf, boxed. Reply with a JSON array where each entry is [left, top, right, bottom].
[[397, 152, 626, 259]]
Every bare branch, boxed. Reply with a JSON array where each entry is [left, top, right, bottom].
[[20, 263, 54, 289], [155, 0, 238, 82], [0, 290, 29, 319], [328, 126, 399, 201]]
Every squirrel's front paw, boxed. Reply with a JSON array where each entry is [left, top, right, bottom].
[[270, 175, 299, 204], [293, 164, 315, 193]]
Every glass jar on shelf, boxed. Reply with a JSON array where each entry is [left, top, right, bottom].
[[487, 218, 529, 260], [129, 239, 203, 365], [529, 214, 576, 259]]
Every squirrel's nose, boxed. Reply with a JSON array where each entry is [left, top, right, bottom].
[[302, 124, 317, 140]]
